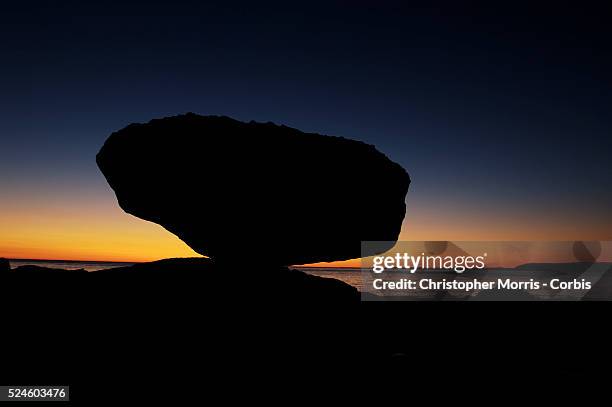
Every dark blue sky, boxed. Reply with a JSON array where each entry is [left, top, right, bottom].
[[2, 1, 612, 252]]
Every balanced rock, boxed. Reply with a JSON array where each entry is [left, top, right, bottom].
[[97, 114, 410, 265]]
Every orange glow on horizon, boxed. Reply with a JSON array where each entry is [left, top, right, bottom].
[[0, 192, 199, 263], [2, 188, 611, 265]]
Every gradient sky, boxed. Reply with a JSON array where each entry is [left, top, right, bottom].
[[1, 1, 611, 262]]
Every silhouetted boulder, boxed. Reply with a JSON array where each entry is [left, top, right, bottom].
[[0, 258, 10, 273], [97, 113, 410, 265]]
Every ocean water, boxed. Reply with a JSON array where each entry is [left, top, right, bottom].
[[296, 267, 364, 290], [8, 260, 134, 272]]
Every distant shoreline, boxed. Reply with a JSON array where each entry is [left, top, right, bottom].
[[5, 256, 612, 274], [5, 258, 362, 269]]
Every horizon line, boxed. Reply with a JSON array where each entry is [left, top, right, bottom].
[[3, 257, 360, 268], [4, 257, 610, 269]]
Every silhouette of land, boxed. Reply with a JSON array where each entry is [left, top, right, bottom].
[[5, 258, 612, 301], [4, 114, 606, 398], [2, 257, 359, 302]]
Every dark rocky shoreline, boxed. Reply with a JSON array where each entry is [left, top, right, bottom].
[[1, 257, 360, 303]]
